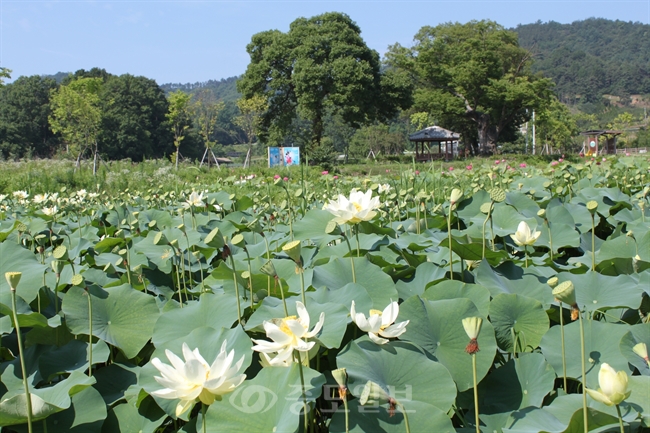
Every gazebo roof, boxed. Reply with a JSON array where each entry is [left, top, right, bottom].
[[579, 129, 622, 137], [409, 126, 460, 142]]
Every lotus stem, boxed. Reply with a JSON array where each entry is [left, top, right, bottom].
[[295, 351, 309, 433], [396, 401, 411, 433], [229, 255, 242, 325], [343, 234, 356, 284], [447, 208, 454, 281], [299, 265, 307, 307], [472, 353, 480, 433], [558, 304, 567, 391], [264, 236, 271, 297], [275, 276, 289, 317], [244, 248, 254, 310], [87, 288, 93, 377], [355, 225, 361, 258], [202, 402, 207, 433], [590, 213, 596, 271], [615, 404, 625, 433], [578, 309, 588, 433], [11, 287, 33, 433]]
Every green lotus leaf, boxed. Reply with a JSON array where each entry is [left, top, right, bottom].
[[540, 320, 630, 389], [336, 339, 457, 413], [619, 324, 650, 376], [62, 284, 160, 358], [204, 364, 325, 432], [489, 293, 549, 353], [39, 339, 109, 380], [422, 280, 491, 317], [312, 257, 398, 309], [558, 271, 644, 313], [398, 296, 497, 391], [307, 283, 374, 317], [474, 261, 555, 306], [478, 353, 555, 414], [395, 262, 447, 300], [627, 376, 650, 426], [329, 400, 455, 433], [537, 222, 581, 253], [0, 241, 48, 303], [291, 209, 338, 247], [102, 397, 166, 433], [152, 293, 239, 346], [92, 363, 139, 406], [439, 237, 509, 266], [0, 368, 95, 426]]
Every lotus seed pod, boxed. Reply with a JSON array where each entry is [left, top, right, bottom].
[[479, 203, 492, 214], [552, 281, 576, 306], [231, 234, 245, 248], [51, 260, 66, 274], [537, 209, 546, 218], [17, 223, 27, 232], [360, 381, 391, 406], [586, 200, 598, 214], [5, 272, 22, 290], [204, 227, 224, 248], [282, 240, 302, 264], [118, 248, 128, 259], [148, 220, 157, 228], [259, 260, 277, 278], [325, 220, 341, 235], [71, 274, 84, 286], [547, 277, 559, 288], [490, 188, 506, 203], [52, 245, 68, 260], [154, 232, 168, 245]]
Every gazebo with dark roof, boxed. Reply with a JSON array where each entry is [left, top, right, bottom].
[[408, 126, 460, 162], [579, 130, 622, 156]]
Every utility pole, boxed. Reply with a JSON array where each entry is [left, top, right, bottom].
[[532, 110, 536, 155]]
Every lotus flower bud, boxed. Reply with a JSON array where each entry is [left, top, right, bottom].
[[552, 281, 580, 320], [462, 316, 483, 354], [332, 368, 348, 399], [633, 342, 649, 363], [360, 381, 391, 406], [5, 272, 22, 291], [449, 188, 463, 206]]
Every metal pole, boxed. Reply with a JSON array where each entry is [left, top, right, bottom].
[[532, 110, 536, 155]]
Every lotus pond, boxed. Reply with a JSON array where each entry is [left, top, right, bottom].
[[0, 156, 649, 433]]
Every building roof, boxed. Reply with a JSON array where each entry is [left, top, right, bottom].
[[579, 129, 622, 137], [409, 126, 460, 142]]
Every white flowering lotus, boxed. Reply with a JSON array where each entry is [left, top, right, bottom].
[[33, 193, 49, 204], [183, 191, 205, 209], [378, 183, 391, 194], [252, 301, 325, 365], [350, 300, 409, 345], [586, 363, 631, 406], [324, 189, 380, 225], [12, 190, 28, 200], [151, 341, 246, 416], [42, 206, 58, 217], [510, 221, 541, 246]]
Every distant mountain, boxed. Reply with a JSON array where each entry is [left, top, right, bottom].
[[160, 76, 241, 102], [42, 71, 71, 84], [515, 18, 650, 103]]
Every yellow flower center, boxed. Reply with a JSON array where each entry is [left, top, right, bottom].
[[369, 309, 390, 331], [279, 316, 298, 336], [353, 202, 363, 212]]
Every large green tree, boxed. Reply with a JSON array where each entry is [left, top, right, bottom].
[[166, 90, 192, 169], [99, 74, 173, 161], [238, 12, 412, 155], [0, 75, 59, 158], [49, 77, 103, 173], [387, 20, 553, 154]]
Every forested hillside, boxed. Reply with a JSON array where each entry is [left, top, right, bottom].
[[515, 19, 650, 102], [160, 76, 240, 102]]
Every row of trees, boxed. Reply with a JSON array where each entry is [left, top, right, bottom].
[[2, 15, 645, 163]]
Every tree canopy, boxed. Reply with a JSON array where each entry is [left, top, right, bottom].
[[387, 20, 554, 154], [238, 12, 412, 155]]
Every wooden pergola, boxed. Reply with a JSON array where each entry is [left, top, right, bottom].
[[409, 126, 460, 162], [580, 130, 622, 156]]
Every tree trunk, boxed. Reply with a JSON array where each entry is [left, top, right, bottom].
[[473, 112, 497, 155]]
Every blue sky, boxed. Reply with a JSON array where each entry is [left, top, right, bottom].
[[2, 1, 648, 85]]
